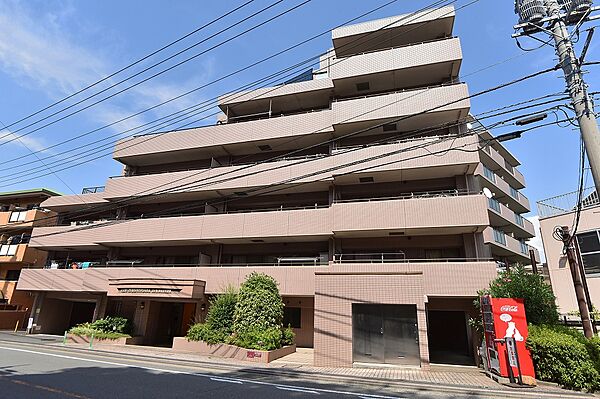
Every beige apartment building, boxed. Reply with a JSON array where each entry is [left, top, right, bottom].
[[537, 189, 600, 315], [0, 188, 59, 329], [16, 6, 538, 368]]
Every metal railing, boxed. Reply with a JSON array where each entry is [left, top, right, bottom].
[[333, 189, 476, 203], [537, 187, 599, 218], [82, 186, 105, 194]]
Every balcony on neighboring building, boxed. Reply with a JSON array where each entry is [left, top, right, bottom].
[[483, 226, 539, 264]]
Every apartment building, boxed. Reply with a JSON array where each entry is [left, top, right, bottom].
[[537, 189, 600, 315], [0, 188, 59, 329], [16, 6, 538, 368]]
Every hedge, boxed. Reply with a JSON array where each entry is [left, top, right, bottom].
[[527, 325, 600, 391]]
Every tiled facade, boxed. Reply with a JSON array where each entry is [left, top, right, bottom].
[[17, 6, 536, 367]]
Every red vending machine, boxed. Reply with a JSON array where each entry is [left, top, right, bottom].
[[481, 295, 536, 385]]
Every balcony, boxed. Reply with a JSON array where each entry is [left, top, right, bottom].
[[30, 194, 490, 251], [332, 84, 470, 131], [330, 37, 462, 93], [41, 192, 109, 212], [475, 164, 530, 213], [0, 244, 46, 264], [0, 209, 56, 229], [479, 142, 525, 189], [113, 109, 334, 166], [331, 6, 455, 57], [483, 227, 540, 264], [103, 135, 481, 200], [487, 197, 535, 239], [217, 77, 334, 118]]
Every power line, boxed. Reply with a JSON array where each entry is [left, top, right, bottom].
[[2, 65, 561, 232], [0, 0, 312, 146], [0, 0, 458, 180], [0, 0, 451, 167], [0, 0, 257, 131]]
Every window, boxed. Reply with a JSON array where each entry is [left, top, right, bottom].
[[493, 228, 506, 246], [510, 186, 520, 199], [0, 245, 18, 256], [519, 240, 529, 254], [515, 213, 525, 227], [488, 198, 501, 213], [577, 231, 600, 275], [4, 270, 20, 281], [483, 166, 496, 183], [8, 211, 27, 223], [283, 307, 301, 329]]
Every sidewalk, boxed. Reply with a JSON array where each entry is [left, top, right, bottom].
[[43, 340, 592, 397]]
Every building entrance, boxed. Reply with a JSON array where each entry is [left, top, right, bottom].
[[352, 304, 420, 366]]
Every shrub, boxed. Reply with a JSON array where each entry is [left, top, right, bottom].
[[186, 286, 237, 344], [473, 266, 559, 329], [69, 323, 130, 340], [527, 325, 600, 391], [91, 316, 132, 335], [233, 272, 283, 335], [282, 325, 295, 346], [231, 327, 283, 351]]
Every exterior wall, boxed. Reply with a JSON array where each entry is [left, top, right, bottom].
[[313, 261, 496, 367], [539, 205, 600, 313], [18, 266, 321, 297], [284, 296, 314, 348]]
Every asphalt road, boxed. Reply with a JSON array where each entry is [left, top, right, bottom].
[[0, 337, 571, 399]]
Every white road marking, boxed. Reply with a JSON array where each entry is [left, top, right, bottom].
[[0, 345, 403, 398], [210, 377, 243, 384], [276, 386, 320, 394]]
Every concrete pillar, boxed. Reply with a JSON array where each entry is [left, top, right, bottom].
[[92, 295, 108, 322], [29, 292, 46, 333]]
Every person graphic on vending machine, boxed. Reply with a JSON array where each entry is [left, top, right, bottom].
[[499, 313, 523, 341]]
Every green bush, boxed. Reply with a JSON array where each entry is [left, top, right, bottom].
[[233, 272, 283, 334], [91, 316, 132, 335], [282, 325, 295, 346], [473, 266, 559, 329], [69, 323, 130, 340], [232, 327, 283, 351], [186, 286, 237, 344], [527, 325, 600, 391]]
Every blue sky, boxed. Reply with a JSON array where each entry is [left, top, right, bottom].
[[0, 0, 597, 226]]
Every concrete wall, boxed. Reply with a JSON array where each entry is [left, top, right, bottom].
[[540, 205, 600, 313]]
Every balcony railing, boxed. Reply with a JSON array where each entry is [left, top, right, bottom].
[[537, 187, 599, 218], [82, 186, 105, 194]]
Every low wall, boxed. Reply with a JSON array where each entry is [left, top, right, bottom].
[[0, 310, 28, 330], [66, 334, 143, 346], [172, 337, 295, 363]]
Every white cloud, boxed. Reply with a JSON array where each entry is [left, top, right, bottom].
[[0, 129, 47, 152], [0, 1, 212, 143], [527, 215, 547, 263]]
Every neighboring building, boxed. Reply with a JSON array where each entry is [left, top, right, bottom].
[[0, 188, 59, 328], [537, 188, 600, 314], [17, 6, 538, 368]]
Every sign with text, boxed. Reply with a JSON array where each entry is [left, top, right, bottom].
[[480, 296, 535, 382]]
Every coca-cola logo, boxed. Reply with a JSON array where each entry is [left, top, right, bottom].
[[500, 305, 518, 312]]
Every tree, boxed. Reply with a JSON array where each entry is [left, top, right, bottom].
[[233, 272, 284, 333], [477, 265, 559, 326]]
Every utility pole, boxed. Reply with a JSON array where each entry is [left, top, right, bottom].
[[561, 226, 594, 338], [514, 0, 600, 194]]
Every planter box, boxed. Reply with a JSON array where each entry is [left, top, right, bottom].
[[66, 333, 141, 346], [172, 337, 296, 363]]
